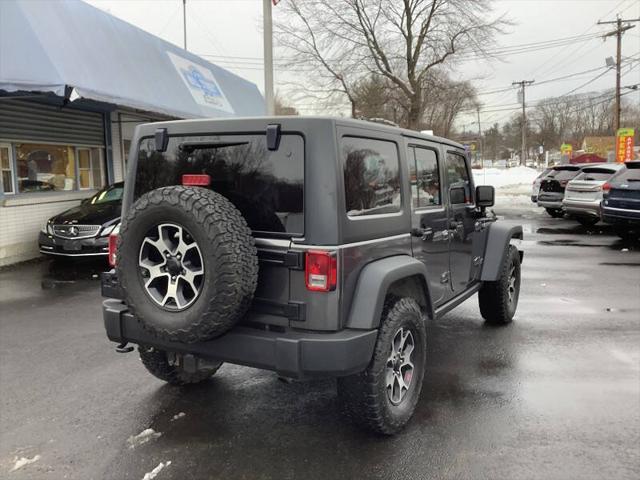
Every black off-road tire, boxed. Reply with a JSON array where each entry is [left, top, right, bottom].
[[576, 216, 598, 227], [139, 346, 221, 385], [478, 245, 521, 325], [545, 208, 564, 218], [338, 297, 427, 435], [117, 186, 258, 343]]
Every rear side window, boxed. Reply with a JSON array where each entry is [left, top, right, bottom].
[[446, 152, 470, 186], [342, 136, 401, 217], [409, 146, 441, 208], [134, 134, 304, 236]]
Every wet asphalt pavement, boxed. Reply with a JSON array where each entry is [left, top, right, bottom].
[[1, 204, 639, 480]]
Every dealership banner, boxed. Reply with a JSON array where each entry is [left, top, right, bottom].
[[616, 128, 635, 163]]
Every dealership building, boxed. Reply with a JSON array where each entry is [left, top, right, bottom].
[[0, 0, 264, 266]]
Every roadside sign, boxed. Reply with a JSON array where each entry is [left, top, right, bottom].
[[616, 128, 635, 163], [560, 143, 573, 158]]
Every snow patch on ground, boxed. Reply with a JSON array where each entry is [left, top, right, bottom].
[[473, 167, 541, 207], [11, 455, 41, 472], [142, 461, 171, 480], [127, 428, 162, 449], [170, 412, 186, 422]]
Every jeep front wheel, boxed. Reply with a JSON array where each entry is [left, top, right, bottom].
[[478, 245, 521, 325], [338, 297, 426, 435]]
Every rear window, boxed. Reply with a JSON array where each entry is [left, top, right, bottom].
[[547, 168, 580, 181], [342, 136, 401, 217], [574, 170, 615, 181], [134, 134, 304, 236], [615, 165, 640, 183]]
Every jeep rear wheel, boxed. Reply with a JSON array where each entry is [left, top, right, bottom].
[[478, 245, 521, 325], [338, 297, 426, 435], [139, 346, 222, 385], [117, 186, 258, 343]]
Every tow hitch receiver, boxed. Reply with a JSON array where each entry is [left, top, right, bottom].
[[115, 342, 134, 353]]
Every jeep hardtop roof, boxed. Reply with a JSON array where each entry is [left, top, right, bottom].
[[131, 116, 466, 151]]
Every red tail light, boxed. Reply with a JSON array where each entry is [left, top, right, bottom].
[[108, 233, 118, 267], [182, 174, 211, 186], [602, 182, 611, 193], [305, 251, 337, 292]]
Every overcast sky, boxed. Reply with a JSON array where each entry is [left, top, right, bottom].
[[86, 0, 639, 126]]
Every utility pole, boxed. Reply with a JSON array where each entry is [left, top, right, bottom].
[[598, 16, 639, 132], [263, 0, 275, 115], [476, 105, 483, 165], [512, 80, 534, 166], [182, 0, 187, 50]]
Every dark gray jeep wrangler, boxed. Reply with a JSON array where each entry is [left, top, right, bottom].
[[102, 117, 523, 434]]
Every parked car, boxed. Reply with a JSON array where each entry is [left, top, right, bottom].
[[537, 164, 599, 217], [601, 161, 640, 241], [562, 164, 622, 226], [531, 167, 552, 203], [39, 182, 123, 258], [102, 117, 523, 435]]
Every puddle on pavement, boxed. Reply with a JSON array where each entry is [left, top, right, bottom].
[[536, 239, 600, 247], [599, 262, 640, 267]]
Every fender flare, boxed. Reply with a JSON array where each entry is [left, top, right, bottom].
[[480, 223, 523, 282], [346, 255, 432, 330]]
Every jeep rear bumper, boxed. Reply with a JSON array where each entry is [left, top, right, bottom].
[[103, 299, 377, 379]]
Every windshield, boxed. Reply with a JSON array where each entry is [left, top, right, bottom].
[[88, 183, 124, 204]]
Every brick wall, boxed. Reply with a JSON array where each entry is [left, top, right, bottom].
[[0, 192, 92, 266]]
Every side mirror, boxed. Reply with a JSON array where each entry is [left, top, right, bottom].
[[476, 185, 495, 208], [449, 185, 466, 205]]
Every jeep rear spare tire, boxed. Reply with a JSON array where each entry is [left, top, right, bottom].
[[116, 186, 258, 343]]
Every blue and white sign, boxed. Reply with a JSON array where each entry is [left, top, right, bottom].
[[168, 52, 234, 114]]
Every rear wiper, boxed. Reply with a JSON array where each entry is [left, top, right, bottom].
[[626, 178, 640, 182], [179, 141, 249, 152]]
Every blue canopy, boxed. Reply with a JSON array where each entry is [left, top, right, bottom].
[[0, 0, 265, 118]]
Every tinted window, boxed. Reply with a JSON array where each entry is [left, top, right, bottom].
[[134, 134, 304, 235], [446, 152, 470, 186], [342, 137, 401, 216], [410, 147, 440, 208]]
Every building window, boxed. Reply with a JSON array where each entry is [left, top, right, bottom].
[[342, 136, 401, 217], [13, 143, 105, 193], [1, 144, 15, 194], [77, 148, 104, 190]]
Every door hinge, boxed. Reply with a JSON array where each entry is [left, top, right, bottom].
[[473, 256, 484, 266], [440, 271, 450, 284]]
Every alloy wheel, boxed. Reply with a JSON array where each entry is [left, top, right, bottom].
[[138, 223, 204, 311], [385, 327, 415, 405]]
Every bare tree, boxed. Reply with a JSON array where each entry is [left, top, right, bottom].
[[274, 92, 299, 116], [276, 0, 505, 129]]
